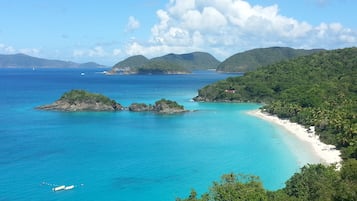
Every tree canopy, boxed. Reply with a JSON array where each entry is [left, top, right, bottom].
[[216, 47, 323, 72], [178, 161, 357, 201]]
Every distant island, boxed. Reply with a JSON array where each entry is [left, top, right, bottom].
[[0, 53, 106, 68], [129, 99, 187, 114], [109, 47, 324, 74], [1, 47, 323, 72], [36, 89, 187, 114], [109, 52, 220, 75]]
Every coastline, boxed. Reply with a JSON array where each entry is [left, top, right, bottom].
[[247, 109, 342, 168]]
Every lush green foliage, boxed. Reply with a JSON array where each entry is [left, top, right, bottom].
[[112, 55, 149, 69], [60, 89, 116, 105], [177, 174, 268, 201], [152, 52, 220, 70], [136, 60, 190, 74], [111, 52, 220, 73], [155, 98, 184, 110], [216, 47, 323, 72], [178, 161, 357, 201], [195, 47, 357, 159]]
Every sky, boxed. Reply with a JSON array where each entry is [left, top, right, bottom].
[[0, 0, 356, 66]]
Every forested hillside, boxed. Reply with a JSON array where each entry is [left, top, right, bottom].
[[111, 52, 220, 74], [216, 47, 323, 72], [112, 55, 149, 70], [182, 47, 357, 201], [195, 47, 356, 159], [151, 52, 220, 70]]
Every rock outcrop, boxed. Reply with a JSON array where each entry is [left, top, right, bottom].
[[36, 90, 123, 112], [128, 99, 187, 114]]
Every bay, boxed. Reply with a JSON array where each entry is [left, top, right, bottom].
[[0, 68, 308, 201]]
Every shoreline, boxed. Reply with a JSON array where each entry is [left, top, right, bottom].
[[247, 109, 342, 168]]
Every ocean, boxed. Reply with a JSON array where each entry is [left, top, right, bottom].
[[0, 68, 317, 201]]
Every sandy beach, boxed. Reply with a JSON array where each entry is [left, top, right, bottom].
[[247, 109, 342, 168]]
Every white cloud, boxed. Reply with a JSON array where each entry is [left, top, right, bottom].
[[0, 43, 17, 54], [0, 43, 40, 56], [113, 48, 122, 56], [126, 16, 140, 32], [73, 46, 106, 58], [124, 0, 357, 59], [125, 41, 199, 58], [19, 48, 40, 55], [89, 46, 105, 57], [182, 6, 227, 31], [73, 49, 85, 57]]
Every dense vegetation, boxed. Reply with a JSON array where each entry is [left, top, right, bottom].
[[129, 98, 186, 114], [136, 60, 190, 74], [111, 52, 220, 74], [216, 47, 323, 72], [60, 89, 117, 106], [155, 98, 185, 110], [177, 160, 357, 201], [112, 55, 149, 70], [187, 47, 357, 200], [151, 52, 220, 70]]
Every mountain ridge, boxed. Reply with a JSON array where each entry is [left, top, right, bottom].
[[111, 51, 220, 74], [0, 53, 106, 68], [216, 47, 324, 72]]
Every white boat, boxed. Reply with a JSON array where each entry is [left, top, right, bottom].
[[52, 185, 66, 191], [64, 185, 75, 190]]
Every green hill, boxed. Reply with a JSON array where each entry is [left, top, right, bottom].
[[111, 52, 220, 74], [0, 53, 105, 68], [216, 47, 323, 72], [112, 55, 149, 70], [135, 60, 190, 74], [195, 47, 357, 159], [151, 52, 220, 70]]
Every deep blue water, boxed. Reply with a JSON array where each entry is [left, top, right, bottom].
[[0, 68, 314, 201]]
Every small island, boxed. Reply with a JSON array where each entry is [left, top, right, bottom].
[[129, 99, 187, 114], [36, 90, 187, 114], [36, 90, 123, 111]]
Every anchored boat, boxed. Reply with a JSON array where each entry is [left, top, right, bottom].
[[52, 185, 66, 191], [52, 185, 75, 191]]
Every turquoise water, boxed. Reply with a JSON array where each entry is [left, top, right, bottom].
[[1, 69, 305, 200]]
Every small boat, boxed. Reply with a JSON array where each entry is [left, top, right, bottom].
[[81, 72, 85, 76], [52, 185, 66, 191], [64, 185, 75, 190]]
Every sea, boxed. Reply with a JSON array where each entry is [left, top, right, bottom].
[[0, 68, 319, 201]]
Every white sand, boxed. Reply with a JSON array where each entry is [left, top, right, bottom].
[[247, 109, 342, 168]]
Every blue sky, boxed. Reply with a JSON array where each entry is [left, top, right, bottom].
[[0, 0, 356, 65]]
